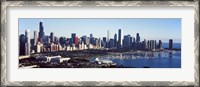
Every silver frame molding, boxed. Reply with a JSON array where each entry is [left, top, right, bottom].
[[1, 1, 199, 87]]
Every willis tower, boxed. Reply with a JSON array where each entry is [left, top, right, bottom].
[[39, 20, 45, 42]]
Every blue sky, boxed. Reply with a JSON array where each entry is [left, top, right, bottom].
[[19, 18, 181, 43]]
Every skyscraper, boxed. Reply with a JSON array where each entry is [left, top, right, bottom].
[[107, 30, 110, 42], [98, 38, 101, 48], [46, 36, 50, 43], [123, 35, 131, 49], [81, 35, 87, 44], [133, 37, 136, 43], [106, 30, 110, 48], [54, 36, 59, 44], [71, 33, 76, 44], [114, 33, 117, 47], [147, 40, 150, 50], [132, 37, 136, 49], [158, 40, 162, 49], [90, 34, 94, 45], [75, 36, 79, 45], [103, 37, 107, 48], [25, 30, 30, 55], [169, 39, 173, 50], [142, 39, 148, 50], [59, 37, 66, 45], [135, 33, 140, 50], [50, 32, 54, 43], [34, 31, 38, 45], [19, 34, 26, 55], [130, 36, 133, 48], [86, 37, 90, 45], [109, 39, 114, 48], [136, 33, 140, 43], [154, 40, 157, 50], [39, 21, 45, 39], [148, 40, 155, 51], [118, 29, 123, 49], [90, 34, 93, 39]]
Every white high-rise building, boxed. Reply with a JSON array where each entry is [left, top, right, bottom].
[[107, 30, 110, 42], [36, 44, 41, 53], [34, 31, 38, 46], [148, 40, 156, 51], [25, 30, 30, 55]]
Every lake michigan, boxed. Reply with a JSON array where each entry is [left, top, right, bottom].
[[90, 43, 181, 68]]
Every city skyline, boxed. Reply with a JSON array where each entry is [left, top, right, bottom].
[[19, 18, 181, 43], [19, 19, 181, 68]]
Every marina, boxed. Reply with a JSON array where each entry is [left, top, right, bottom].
[[19, 49, 181, 68]]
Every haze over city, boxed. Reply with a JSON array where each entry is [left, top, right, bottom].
[[19, 18, 181, 43]]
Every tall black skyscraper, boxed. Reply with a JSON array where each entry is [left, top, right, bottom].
[[118, 29, 123, 49], [136, 33, 140, 43], [103, 37, 107, 48], [114, 33, 117, 47], [158, 40, 162, 49], [39, 21, 45, 39], [169, 39, 173, 50], [19, 34, 26, 55], [50, 32, 54, 43], [135, 33, 140, 50]]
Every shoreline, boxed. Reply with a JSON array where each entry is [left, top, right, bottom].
[[19, 49, 181, 68], [30, 48, 181, 58]]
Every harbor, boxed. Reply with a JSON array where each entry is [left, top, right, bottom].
[[19, 49, 181, 68]]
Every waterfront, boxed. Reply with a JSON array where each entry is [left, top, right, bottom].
[[90, 50, 181, 68], [19, 49, 181, 68]]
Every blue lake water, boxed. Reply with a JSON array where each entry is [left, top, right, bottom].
[[90, 43, 181, 68], [162, 43, 181, 49], [113, 52, 181, 68]]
